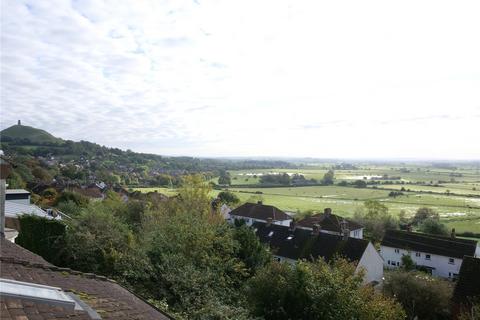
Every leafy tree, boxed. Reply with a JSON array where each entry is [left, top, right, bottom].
[[401, 254, 415, 271], [353, 179, 367, 188], [413, 207, 439, 225], [232, 225, 271, 274], [32, 166, 52, 182], [383, 270, 453, 320], [322, 170, 335, 185], [353, 201, 398, 242], [247, 259, 405, 320], [55, 191, 89, 207], [218, 170, 232, 186], [217, 191, 240, 206], [418, 218, 449, 236]]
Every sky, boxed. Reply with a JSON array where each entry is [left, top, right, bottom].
[[1, 0, 479, 160]]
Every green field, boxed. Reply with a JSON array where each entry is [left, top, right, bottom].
[[137, 163, 480, 233]]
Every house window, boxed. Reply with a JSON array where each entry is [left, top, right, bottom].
[[396, 262, 400, 266], [415, 252, 421, 257], [449, 258, 454, 265], [387, 260, 391, 265], [425, 254, 431, 260], [395, 249, 400, 254]]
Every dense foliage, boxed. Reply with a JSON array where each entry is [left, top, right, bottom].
[[383, 270, 453, 320], [247, 259, 405, 320]]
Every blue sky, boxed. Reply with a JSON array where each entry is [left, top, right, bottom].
[[1, 0, 479, 159]]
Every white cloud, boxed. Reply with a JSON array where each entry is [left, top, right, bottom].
[[1, 0, 479, 159]]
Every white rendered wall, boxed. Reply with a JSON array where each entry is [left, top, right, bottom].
[[356, 242, 384, 283], [380, 245, 463, 279]]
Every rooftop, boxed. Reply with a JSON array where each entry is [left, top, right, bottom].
[[253, 221, 369, 262], [381, 230, 477, 259], [5, 189, 30, 195], [229, 202, 292, 221], [296, 208, 363, 232], [0, 238, 171, 319]]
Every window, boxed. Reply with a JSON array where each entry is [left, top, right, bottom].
[[286, 236, 293, 240], [387, 260, 391, 265], [449, 258, 454, 264], [396, 262, 400, 266], [425, 254, 431, 260], [268, 231, 274, 237], [415, 252, 421, 257], [395, 249, 400, 254]]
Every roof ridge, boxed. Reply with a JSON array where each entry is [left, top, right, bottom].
[[0, 256, 116, 283]]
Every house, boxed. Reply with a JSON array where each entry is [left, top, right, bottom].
[[296, 208, 364, 239], [452, 256, 480, 318], [253, 221, 384, 284], [228, 201, 292, 226], [5, 189, 31, 205], [0, 237, 172, 319], [380, 229, 479, 279], [4, 189, 60, 231]]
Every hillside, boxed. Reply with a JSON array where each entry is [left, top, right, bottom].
[[0, 122, 293, 189], [0, 122, 64, 145]]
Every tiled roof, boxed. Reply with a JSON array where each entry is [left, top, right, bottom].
[[252, 222, 369, 262], [0, 238, 171, 319], [5, 189, 30, 195], [5, 201, 51, 219], [229, 202, 292, 221], [296, 212, 363, 232], [381, 230, 477, 259], [452, 256, 480, 304]]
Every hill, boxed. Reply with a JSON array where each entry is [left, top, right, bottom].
[[0, 122, 293, 189], [0, 122, 64, 145]]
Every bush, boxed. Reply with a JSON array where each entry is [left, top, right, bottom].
[[383, 270, 453, 320], [16, 215, 66, 265], [418, 218, 449, 236]]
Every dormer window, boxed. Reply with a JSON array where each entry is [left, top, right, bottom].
[[425, 254, 431, 260]]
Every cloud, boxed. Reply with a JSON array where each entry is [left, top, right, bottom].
[[1, 0, 479, 159]]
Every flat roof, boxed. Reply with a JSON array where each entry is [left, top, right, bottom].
[[5, 189, 30, 195]]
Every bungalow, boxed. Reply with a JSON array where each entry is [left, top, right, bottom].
[[253, 221, 383, 284], [228, 201, 292, 226], [380, 229, 479, 279], [296, 208, 364, 239]]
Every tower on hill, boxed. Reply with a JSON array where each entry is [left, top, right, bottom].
[[17, 120, 21, 125]]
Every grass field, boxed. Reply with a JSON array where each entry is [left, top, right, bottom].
[[136, 163, 480, 233]]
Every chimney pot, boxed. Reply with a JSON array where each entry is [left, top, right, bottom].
[[324, 208, 332, 215], [451, 228, 456, 238], [289, 220, 297, 231], [257, 200, 263, 205]]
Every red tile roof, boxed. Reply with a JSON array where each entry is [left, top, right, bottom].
[[0, 238, 171, 319]]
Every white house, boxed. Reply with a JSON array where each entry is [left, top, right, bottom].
[[380, 229, 479, 279], [5, 189, 31, 205], [253, 221, 383, 284], [295, 208, 364, 239], [228, 201, 292, 226]]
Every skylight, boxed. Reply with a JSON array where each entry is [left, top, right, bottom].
[[0, 278, 76, 310], [268, 231, 274, 237], [287, 236, 293, 240]]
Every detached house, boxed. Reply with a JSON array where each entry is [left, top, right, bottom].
[[380, 229, 479, 279], [296, 208, 364, 239], [228, 201, 292, 226], [253, 221, 383, 284]]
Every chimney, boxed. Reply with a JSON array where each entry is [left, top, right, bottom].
[[257, 200, 263, 205], [312, 223, 321, 236], [17, 120, 21, 125], [451, 228, 456, 239], [406, 224, 412, 232], [266, 217, 273, 227], [324, 208, 332, 216]]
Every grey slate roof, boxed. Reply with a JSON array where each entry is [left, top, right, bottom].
[[296, 212, 363, 232], [230, 202, 292, 221], [252, 222, 369, 263], [381, 230, 477, 259]]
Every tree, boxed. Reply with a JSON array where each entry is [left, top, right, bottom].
[[401, 254, 415, 271], [232, 225, 271, 274], [418, 218, 449, 236], [218, 170, 232, 186], [353, 179, 367, 188], [413, 207, 439, 225], [322, 170, 335, 185], [217, 191, 240, 206], [247, 259, 405, 320], [353, 200, 398, 242], [32, 166, 52, 182], [383, 270, 453, 320]]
